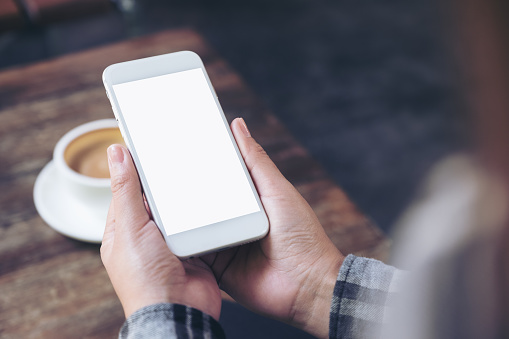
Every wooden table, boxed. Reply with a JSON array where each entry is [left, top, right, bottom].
[[0, 29, 389, 338]]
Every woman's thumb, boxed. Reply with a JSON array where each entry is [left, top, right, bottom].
[[231, 118, 293, 197]]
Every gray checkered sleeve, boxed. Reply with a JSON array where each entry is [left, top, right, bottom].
[[329, 254, 406, 339], [119, 303, 225, 339]]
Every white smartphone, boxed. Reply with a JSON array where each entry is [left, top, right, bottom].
[[102, 51, 269, 258]]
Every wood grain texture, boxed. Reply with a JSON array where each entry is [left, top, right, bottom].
[[30, 0, 113, 25], [0, 29, 389, 338]]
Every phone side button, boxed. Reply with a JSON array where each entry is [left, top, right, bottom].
[[110, 105, 119, 121]]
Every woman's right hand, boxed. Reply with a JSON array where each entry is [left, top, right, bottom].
[[202, 118, 344, 339]]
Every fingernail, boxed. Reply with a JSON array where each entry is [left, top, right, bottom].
[[108, 145, 124, 165], [239, 118, 251, 137]]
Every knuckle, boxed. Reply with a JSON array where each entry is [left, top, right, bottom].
[[246, 142, 267, 164], [253, 143, 268, 157], [110, 170, 131, 195], [244, 141, 272, 173]]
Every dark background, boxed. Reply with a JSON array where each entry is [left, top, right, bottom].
[[0, 0, 466, 233]]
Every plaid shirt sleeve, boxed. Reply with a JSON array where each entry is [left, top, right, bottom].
[[118, 255, 403, 339], [329, 254, 406, 339], [119, 303, 225, 339]]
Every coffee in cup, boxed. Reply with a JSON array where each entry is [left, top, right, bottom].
[[54, 119, 125, 188], [64, 127, 124, 179]]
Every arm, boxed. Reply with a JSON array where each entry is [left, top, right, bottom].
[[101, 144, 223, 338], [201, 118, 345, 338], [203, 118, 404, 339]]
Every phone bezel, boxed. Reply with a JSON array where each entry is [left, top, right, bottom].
[[102, 51, 269, 258]]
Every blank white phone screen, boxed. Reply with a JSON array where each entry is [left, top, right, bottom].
[[112, 68, 260, 236]]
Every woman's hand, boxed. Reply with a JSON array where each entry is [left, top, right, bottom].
[[101, 144, 222, 320], [202, 118, 344, 339]]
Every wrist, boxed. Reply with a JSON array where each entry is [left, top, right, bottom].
[[121, 282, 221, 321], [122, 290, 173, 319], [291, 247, 344, 339]]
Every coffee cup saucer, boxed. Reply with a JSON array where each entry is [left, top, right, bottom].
[[33, 160, 111, 243]]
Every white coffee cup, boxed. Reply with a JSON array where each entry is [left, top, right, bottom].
[[33, 119, 126, 243]]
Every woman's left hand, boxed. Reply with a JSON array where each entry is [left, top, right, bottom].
[[100, 144, 222, 319]]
